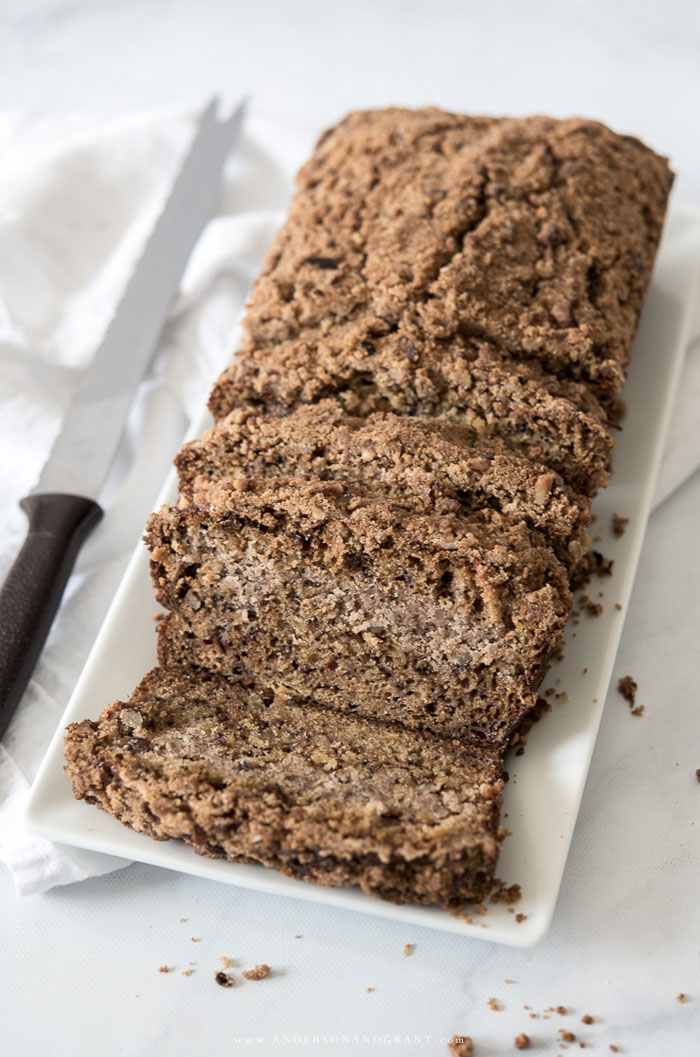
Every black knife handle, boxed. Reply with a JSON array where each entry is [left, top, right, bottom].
[[0, 493, 103, 741]]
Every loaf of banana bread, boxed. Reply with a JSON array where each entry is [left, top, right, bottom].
[[64, 666, 506, 907], [64, 107, 673, 909]]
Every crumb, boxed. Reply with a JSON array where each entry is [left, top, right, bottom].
[[584, 601, 603, 617], [477, 904, 488, 915], [582, 668, 588, 674], [696, 770, 700, 783], [447, 905, 473, 925], [580, 1044, 586, 1049], [515, 913, 527, 923], [157, 965, 170, 973], [631, 705, 645, 717], [677, 992, 688, 1003], [294, 934, 302, 939], [448, 1036, 473, 1056], [504, 979, 514, 984], [560, 1031, 576, 1042], [581, 1015, 595, 1024], [609, 1047, 619, 1053], [490, 880, 522, 905], [366, 987, 374, 993], [617, 675, 637, 706], [487, 997, 500, 1011], [514, 1033, 530, 1049], [529, 1013, 537, 1019], [615, 603, 622, 610], [403, 944, 414, 957], [181, 969, 194, 977], [191, 937, 199, 943], [556, 1006, 567, 1015], [189, 961, 195, 966], [220, 956, 233, 969], [215, 971, 234, 988], [612, 513, 629, 538], [242, 964, 270, 981], [179, 918, 187, 923]]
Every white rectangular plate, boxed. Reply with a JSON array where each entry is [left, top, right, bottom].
[[25, 206, 700, 947]]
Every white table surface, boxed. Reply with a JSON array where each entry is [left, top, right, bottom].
[[1, 1, 699, 1054]]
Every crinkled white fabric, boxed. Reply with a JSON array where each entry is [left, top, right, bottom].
[[0, 104, 698, 897]]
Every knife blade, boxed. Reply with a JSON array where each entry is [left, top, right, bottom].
[[0, 98, 245, 740]]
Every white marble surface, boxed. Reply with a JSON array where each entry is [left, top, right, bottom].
[[1, 1, 699, 1054]]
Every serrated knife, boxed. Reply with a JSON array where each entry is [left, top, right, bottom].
[[0, 98, 245, 741]]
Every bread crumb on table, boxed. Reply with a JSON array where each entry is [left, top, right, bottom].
[[515, 913, 527, 923], [617, 675, 637, 705], [612, 513, 629, 538], [403, 943, 414, 957], [487, 997, 500, 1011], [560, 1030, 576, 1042], [447, 1035, 473, 1056], [220, 956, 233, 969], [556, 1006, 568, 1015], [514, 1033, 531, 1049], [242, 964, 270, 981], [609, 1046, 619, 1053], [181, 969, 194, 977], [581, 1015, 595, 1024], [677, 992, 688, 1003], [215, 971, 234, 987], [157, 965, 170, 973], [365, 987, 374, 993]]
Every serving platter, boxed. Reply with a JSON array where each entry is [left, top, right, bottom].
[[25, 206, 700, 947]]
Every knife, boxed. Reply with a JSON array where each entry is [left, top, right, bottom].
[[0, 98, 245, 741]]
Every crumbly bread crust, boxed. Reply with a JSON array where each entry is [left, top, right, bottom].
[[63, 667, 505, 907], [176, 398, 590, 569], [210, 108, 672, 413], [146, 476, 571, 747]]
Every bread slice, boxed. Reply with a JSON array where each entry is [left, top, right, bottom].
[[176, 399, 589, 570], [208, 338, 613, 497], [63, 666, 506, 907], [146, 476, 571, 748]]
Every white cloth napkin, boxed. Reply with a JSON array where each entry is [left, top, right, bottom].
[[0, 104, 698, 896]]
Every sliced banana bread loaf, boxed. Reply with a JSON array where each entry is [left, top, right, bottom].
[[146, 476, 571, 747], [176, 399, 589, 570], [64, 666, 506, 907]]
